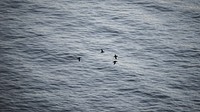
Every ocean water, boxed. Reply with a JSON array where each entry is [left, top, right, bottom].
[[0, 0, 200, 112]]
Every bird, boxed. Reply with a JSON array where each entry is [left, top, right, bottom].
[[114, 54, 118, 59], [77, 57, 81, 61], [113, 61, 117, 65], [101, 49, 104, 53]]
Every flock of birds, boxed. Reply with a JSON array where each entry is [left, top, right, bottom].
[[77, 49, 118, 65]]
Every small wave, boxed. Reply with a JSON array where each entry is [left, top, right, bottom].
[[146, 4, 174, 12]]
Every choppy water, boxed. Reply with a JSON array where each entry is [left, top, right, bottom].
[[0, 0, 200, 112]]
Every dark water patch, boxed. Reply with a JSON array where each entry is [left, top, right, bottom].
[[1, 0, 31, 9], [168, 81, 199, 91], [22, 47, 51, 59], [133, 2, 151, 5], [181, 10, 200, 19], [144, 4, 173, 12], [4, 83, 23, 91], [154, 94, 170, 99], [163, 59, 190, 63], [192, 99, 200, 106], [133, 89, 170, 100], [93, 25, 123, 35], [93, 66, 114, 72], [133, 90, 153, 97], [150, 92, 170, 99], [126, 79, 137, 82], [26, 83, 61, 92], [157, 108, 176, 112], [192, 14, 200, 22], [117, 88, 136, 92], [40, 55, 76, 64], [139, 98, 160, 105], [123, 0, 153, 6], [179, 64, 200, 69], [172, 49, 200, 58], [111, 16, 121, 20]]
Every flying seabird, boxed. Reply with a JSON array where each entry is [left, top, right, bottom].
[[77, 57, 81, 62], [113, 60, 117, 65], [101, 49, 104, 53], [114, 54, 118, 59]]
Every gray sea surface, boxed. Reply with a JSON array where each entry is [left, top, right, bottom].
[[0, 0, 200, 112]]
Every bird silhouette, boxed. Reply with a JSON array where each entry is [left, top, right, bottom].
[[114, 54, 118, 59], [77, 57, 81, 61], [101, 49, 104, 53], [113, 61, 117, 65]]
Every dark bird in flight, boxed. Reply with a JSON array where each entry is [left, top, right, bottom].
[[101, 49, 104, 53], [113, 61, 117, 65], [77, 57, 81, 62], [114, 54, 118, 59]]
